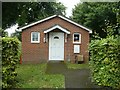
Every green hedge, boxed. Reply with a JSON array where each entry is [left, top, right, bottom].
[[89, 36, 120, 89], [2, 37, 20, 88]]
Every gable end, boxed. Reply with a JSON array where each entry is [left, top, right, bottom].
[[19, 15, 92, 33]]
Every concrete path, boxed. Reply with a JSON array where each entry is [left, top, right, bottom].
[[46, 61, 99, 88]]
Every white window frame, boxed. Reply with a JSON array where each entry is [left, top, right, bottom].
[[73, 33, 81, 44], [31, 32, 40, 43]]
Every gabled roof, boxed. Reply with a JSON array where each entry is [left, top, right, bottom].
[[19, 15, 92, 33], [44, 24, 70, 34]]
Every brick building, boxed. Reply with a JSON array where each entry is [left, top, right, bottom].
[[19, 15, 92, 63]]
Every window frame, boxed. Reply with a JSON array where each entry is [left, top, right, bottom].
[[73, 33, 81, 44], [31, 32, 40, 43]]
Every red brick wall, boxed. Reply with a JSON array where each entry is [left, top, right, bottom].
[[22, 17, 90, 63]]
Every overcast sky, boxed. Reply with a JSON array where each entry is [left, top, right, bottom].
[[58, 0, 80, 17], [5, 0, 80, 36]]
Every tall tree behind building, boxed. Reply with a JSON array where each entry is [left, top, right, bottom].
[[71, 2, 120, 39], [2, 2, 66, 29]]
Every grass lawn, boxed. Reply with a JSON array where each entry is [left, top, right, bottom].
[[15, 63, 65, 88], [66, 62, 89, 69]]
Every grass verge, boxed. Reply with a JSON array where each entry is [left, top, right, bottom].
[[66, 62, 89, 69], [15, 63, 65, 88]]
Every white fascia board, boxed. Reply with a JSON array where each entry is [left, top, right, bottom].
[[19, 14, 92, 33], [58, 15, 92, 33], [19, 15, 57, 30], [44, 25, 70, 34]]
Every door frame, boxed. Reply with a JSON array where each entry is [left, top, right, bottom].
[[49, 32, 64, 60]]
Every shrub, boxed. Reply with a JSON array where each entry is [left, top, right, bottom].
[[89, 36, 120, 89], [2, 37, 20, 88]]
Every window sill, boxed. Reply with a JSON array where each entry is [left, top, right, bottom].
[[74, 52, 80, 54], [31, 41, 40, 43], [73, 42, 81, 44]]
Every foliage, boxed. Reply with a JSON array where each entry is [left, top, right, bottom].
[[16, 64, 65, 88], [2, 2, 66, 29], [71, 2, 119, 39], [0, 37, 1, 87], [2, 37, 20, 88], [11, 30, 22, 41], [66, 62, 89, 70], [0, 28, 8, 37], [89, 36, 120, 89]]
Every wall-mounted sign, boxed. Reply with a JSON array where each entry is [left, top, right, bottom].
[[74, 45, 80, 53]]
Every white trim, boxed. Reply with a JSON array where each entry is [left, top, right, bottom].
[[31, 32, 40, 43], [58, 15, 92, 33], [19, 15, 92, 33], [44, 25, 70, 34], [19, 15, 57, 30], [73, 33, 81, 44]]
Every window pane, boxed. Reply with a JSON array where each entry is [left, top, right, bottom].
[[32, 32, 38, 41], [54, 36, 59, 39], [74, 33, 79, 42]]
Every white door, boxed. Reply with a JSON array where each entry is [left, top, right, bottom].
[[49, 32, 64, 60]]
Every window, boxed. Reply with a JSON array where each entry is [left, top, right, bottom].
[[54, 36, 59, 39], [73, 33, 81, 43], [31, 32, 40, 43]]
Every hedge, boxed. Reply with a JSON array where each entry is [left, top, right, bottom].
[[89, 36, 120, 89], [2, 37, 20, 88]]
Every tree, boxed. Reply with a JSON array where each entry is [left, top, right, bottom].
[[71, 2, 119, 39], [2, 2, 66, 29]]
